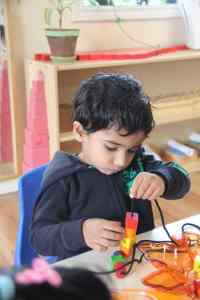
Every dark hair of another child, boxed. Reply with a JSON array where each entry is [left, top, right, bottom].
[[14, 267, 111, 300], [73, 73, 155, 136]]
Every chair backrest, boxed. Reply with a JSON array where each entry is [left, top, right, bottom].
[[14, 164, 47, 267]]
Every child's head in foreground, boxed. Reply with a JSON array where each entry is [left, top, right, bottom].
[[72, 73, 155, 175], [0, 258, 111, 300]]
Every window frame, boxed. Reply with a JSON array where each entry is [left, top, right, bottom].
[[72, 0, 181, 22]]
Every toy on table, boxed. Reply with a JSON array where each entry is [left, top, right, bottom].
[[112, 288, 158, 300], [111, 212, 139, 278], [187, 254, 200, 298], [193, 255, 200, 276], [120, 212, 139, 257], [137, 230, 200, 298]]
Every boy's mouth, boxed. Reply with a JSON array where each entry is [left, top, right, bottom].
[[98, 168, 123, 175]]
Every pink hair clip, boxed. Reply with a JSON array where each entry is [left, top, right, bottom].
[[15, 258, 62, 287]]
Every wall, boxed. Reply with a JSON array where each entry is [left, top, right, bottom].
[[21, 2, 200, 94], [16, 1, 185, 58], [13, 1, 200, 105], [9, 1, 200, 99]]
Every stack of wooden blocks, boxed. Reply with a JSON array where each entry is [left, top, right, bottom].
[[23, 71, 49, 172], [0, 61, 12, 162]]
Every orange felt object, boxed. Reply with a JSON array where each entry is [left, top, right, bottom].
[[112, 288, 190, 300], [142, 269, 186, 290], [139, 231, 200, 298]]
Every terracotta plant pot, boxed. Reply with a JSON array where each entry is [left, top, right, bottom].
[[45, 28, 80, 62]]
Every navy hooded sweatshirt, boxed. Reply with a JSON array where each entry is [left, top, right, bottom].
[[30, 150, 190, 261]]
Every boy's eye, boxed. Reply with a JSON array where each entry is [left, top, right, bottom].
[[105, 145, 141, 153], [105, 145, 117, 151]]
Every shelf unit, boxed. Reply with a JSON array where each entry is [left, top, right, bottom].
[[26, 49, 200, 173], [32, 49, 200, 72], [0, 0, 25, 180]]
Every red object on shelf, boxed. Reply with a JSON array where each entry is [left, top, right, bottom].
[[0, 61, 12, 162], [23, 71, 49, 172], [76, 45, 189, 61], [34, 53, 51, 62]]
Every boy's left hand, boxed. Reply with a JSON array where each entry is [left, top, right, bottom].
[[129, 172, 165, 201]]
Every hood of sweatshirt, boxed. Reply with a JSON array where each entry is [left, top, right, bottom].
[[41, 151, 88, 190], [34, 151, 88, 208]]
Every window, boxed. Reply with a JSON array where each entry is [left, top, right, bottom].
[[84, 0, 177, 7], [73, 0, 179, 22]]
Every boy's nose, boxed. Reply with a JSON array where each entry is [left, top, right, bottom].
[[114, 153, 127, 169]]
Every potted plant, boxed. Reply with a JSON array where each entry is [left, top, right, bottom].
[[45, 0, 80, 63]]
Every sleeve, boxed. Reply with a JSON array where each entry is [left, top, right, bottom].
[[30, 180, 87, 257], [140, 149, 191, 200]]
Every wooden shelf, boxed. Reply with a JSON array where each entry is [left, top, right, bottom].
[[172, 159, 200, 174], [152, 93, 200, 125], [0, 1, 24, 180], [29, 49, 200, 72], [27, 52, 200, 170], [60, 132, 74, 143], [59, 104, 73, 133], [147, 118, 200, 174], [58, 92, 200, 144], [0, 162, 15, 180]]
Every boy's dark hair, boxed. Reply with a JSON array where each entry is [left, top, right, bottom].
[[73, 73, 155, 135]]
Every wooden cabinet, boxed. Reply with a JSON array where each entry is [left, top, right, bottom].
[[0, 0, 25, 180], [26, 49, 200, 173]]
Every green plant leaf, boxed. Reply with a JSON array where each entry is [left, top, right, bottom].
[[62, 0, 73, 8], [44, 8, 54, 26], [63, 5, 72, 12], [45, 0, 74, 28]]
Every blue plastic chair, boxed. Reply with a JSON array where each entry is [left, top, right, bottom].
[[14, 164, 57, 267]]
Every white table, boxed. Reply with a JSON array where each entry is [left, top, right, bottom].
[[55, 214, 200, 290]]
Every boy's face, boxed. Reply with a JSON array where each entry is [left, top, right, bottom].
[[74, 122, 146, 175]]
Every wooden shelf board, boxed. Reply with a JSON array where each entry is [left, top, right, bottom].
[[152, 94, 200, 125], [179, 159, 200, 174], [0, 162, 16, 180], [60, 132, 75, 143], [30, 49, 200, 72], [28, 51, 200, 165]]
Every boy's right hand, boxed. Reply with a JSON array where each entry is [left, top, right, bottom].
[[82, 218, 124, 252]]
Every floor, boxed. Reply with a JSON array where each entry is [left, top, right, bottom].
[[0, 172, 200, 268], [0, 192, 18, 267]]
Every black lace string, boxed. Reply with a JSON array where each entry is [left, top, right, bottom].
[[182, 222, 200, 233], [154, 199, 178, 245], [94, 199, 199, 276]]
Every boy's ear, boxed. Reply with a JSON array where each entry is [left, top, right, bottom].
[[73, 121, 87, 142]]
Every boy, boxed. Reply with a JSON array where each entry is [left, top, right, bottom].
[[30, 73, 190, 261]]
